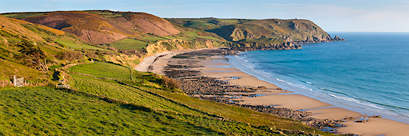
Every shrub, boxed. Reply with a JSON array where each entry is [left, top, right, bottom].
[[58, 51, 84, 61], [161, 76, 179, 89], [14, 39, 47, 68], [85, 51, 98, 59]]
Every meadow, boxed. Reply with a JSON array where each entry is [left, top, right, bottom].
[[65, 62, 333, 135], [110, 38, 148, 51], [0, 61, 334, 136]]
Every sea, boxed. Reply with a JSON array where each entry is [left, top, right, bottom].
[[226, 32, 409, 124]]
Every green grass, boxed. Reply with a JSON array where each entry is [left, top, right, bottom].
[[69, 62, 132, 80], [2, 13, 45, 19], [140, 35, 169, 42], [67, 71, 328, 135], [0, 59, 334, 135], [55, 37, 105, 50], [0, 87, 230, 135], [69, 74, 205, 114], [110, 38, 148, 50], [0, 59, 46, 81]]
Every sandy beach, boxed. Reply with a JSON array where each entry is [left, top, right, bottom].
[[136, 49, 409, 136]]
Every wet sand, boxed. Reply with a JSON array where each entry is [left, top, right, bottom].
[[136, 49, 409, 136]]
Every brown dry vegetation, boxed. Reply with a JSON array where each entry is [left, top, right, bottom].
[[58, 51, 84, 61], [161, 76, 180, 89], [19, 11, 181, 45], [23, 11, 135, 44], [122, 13, 180, 36]]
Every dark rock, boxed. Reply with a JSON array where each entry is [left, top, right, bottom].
[[369, 115, 381, 118]]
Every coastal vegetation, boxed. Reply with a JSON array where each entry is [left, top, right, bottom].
[[0, 10, 342, 135], [0, 59, 334, 135]]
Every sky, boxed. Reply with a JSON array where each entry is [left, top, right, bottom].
[[2, 0, 409, 32]]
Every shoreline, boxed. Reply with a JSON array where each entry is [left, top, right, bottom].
[[226, 53, 409, 125], [136, 48, 409, 136]]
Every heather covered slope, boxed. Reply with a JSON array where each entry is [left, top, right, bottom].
[[3, 10, 182, 45], [3, 10, 340, 51], [20, 11, 136, 44]]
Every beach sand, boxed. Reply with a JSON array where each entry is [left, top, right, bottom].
[[136, 49, 409, 136]]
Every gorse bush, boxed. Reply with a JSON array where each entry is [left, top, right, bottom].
[[161, 76, 180, 89]]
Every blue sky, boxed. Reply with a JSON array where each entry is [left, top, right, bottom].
[[2, 0, 409, 32]]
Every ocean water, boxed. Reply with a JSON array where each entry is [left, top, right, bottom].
[[227, 32, 409, 123]]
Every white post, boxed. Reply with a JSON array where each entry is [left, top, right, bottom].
[[13, 75, 16, 86]]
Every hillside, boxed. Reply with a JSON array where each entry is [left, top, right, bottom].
[[167, 18, 344, 47], [2, 10, 342, 53], [0, 11, 342, 135], [0, 14, 144, 86], [0, 61, 333, 135], [2, 10, 182, 45], [0, 15, 80, 83]]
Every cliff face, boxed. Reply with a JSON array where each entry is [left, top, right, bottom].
[[169, 18, 344, 47], [214, 19, 343, 45]]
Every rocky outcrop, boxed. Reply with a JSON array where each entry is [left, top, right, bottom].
[[230, 42, 302, 51], [333, 35, 345, 41]]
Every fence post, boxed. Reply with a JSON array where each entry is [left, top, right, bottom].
[[13, 75, 16, 86]]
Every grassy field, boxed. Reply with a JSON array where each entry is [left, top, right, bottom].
[[65, 62, 333, 135], [2, 13, 46, 19], [140, 35, 169, 42], [69, 62, 132, 80], [0, 61, 335, 135], [110, 38, 148, 50], [55, 37, 105, 50], [0, 87, 234, 135]]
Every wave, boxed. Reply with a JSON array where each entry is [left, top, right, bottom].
[[227, 52, 409, 122]]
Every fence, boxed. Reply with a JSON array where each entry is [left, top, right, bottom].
[[13, 75, 24, 87]]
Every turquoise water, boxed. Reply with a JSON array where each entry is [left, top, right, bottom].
[[227, 32, 409, 123]]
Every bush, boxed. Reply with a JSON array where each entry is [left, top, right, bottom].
[[85, 51, 98, 59], [161, 76, 179, 89], [15, 39, 47, 68], [58, 51, 84, 61]]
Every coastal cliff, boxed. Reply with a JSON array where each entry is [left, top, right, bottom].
[[167, 18, 345, 48], [0, 11, 345, 136], [3, 11, 344, 57]]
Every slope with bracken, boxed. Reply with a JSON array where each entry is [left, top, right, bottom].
[[3, 10, 229, 56], [3, 10, 183, 45], [20, 11, 136, 44]]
